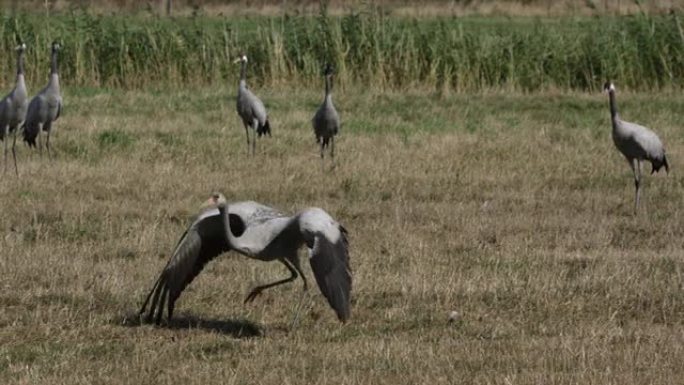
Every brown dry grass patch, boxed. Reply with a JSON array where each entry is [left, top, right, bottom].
[[1, 86, 683, 384]]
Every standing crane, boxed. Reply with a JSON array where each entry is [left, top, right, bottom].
[[0, 43, 28, 176], [312, 64, 340, 170], [139, 193, 352, 325], [23, 41, 62, 158], [235, 54, 271, 155], [604, 82, 669, 213]]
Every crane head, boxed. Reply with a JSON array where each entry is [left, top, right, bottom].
[[233, 54, 248, 64], [51, 41, 61, 52], [323, 63, 334, 76], [603, 82, 615, 93], [15, 43, 26, 52], [201, 192, 227, 209]]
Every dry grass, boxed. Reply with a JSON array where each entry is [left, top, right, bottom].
[[1, 85, 684, 384]]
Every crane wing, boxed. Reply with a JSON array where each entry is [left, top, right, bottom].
[[139, 208, 231, 324], [298, 208, 352, 322], [22, 94, 48, 146]]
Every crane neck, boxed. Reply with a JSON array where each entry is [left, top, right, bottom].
[[49, 72, 60, 88], [16, 50, 24, 76], [608, 90, 618, 122], [50, 48, 59, 75], [239, 60, 247, 83], [218, 203, 238, 247], [324, 74, 333, 96]]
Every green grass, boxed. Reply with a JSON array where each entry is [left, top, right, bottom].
[[0, 84, 683, 383], [0, 10, 683, 91]]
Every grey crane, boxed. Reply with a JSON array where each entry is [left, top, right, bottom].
[[604, 81, 669, 213], [23, 41, 62, 158], [139, 193, 352, 325], [0, 43, 28, 176], [234, 54, 271, 155], [312, 64, 340, 170]]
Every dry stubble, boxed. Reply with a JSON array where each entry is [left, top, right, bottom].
[[1, 86, 683, 384]]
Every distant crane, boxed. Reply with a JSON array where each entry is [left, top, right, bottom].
[[604, 81, 669, 213], [139, 193, 352, 325], [0, 43, 28, 176], [235, 54, 271, 155], [312, 64, 340, 170], [23, 41, 62, 159]]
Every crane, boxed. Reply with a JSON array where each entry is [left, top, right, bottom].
[[139, 193, 352, 325], [312, 64, 340, 170], [604, 81, 669, 213], [0, 43, 28, 175], [235, 54, 271, 155], [23, 41, 62, 158]]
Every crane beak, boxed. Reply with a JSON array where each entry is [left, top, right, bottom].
[[233, 58, 241, 64]]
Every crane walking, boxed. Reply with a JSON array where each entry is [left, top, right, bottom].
[[312, 64, 340, 170], [23, 41, 62, 159], [604, 82, 669, 213], [139, 193, 352, 325], [0, 43, 28, 176], [235, 54, 271, 155]]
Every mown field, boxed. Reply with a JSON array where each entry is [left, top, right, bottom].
[[1, 82, 683, 384], [1, 6, 684, 385]]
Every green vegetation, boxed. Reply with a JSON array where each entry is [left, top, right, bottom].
[[0, 9, 682, 91]]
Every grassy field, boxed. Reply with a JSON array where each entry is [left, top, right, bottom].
[[1, 82, 683, 383]]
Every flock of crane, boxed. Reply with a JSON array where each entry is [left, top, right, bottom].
[[0, 42, 62, 176], [0, 44, 670, 326], [140, 55, 348, 326]]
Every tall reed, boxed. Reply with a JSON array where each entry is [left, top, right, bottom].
[[0, 8, 681, 91]]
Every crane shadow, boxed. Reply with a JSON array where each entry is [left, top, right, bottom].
[[117, 311, 263, 338]]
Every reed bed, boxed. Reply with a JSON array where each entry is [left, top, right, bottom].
[[0, 8, 682, 91]]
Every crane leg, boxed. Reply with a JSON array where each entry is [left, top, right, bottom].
[[251, 123, 257, 156], [37, 131, 43, 157], [288, 255, 308, 291], [320, 141, 325, 172], [330, 136, 335, 169], [3, 127, 8, 174], [11, 128, 18, 177], [244, 124, 251, 155], [251, 118, 260, 156], [288, 255, 311, 329], [244, 258, 299, 303], [46, 130, 52, 160], [631, 158, 641, 214]]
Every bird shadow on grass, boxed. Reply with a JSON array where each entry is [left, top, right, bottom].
[[117, 311, 263, 338]]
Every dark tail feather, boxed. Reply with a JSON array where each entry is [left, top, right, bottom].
[[257, 120, 271, 137], [22, 123, 38, 147], [651, 155, 669, 175]]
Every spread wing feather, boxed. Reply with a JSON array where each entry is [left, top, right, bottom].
[[139, 212, 231, 324], [309, 225, 351, 322]]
